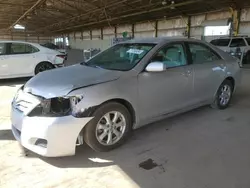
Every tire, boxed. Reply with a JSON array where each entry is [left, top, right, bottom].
[[212, 80, 233, 110], [246, 51, 250, 65], [83, 102, 132, 152], [35, 62, 54, 75]]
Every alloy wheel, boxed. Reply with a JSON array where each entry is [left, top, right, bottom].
[[219, 84, 231, 106], [95, 111, 126, 146]]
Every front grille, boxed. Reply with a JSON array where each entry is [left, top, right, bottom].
[[14, 100, 32, 112], [13, 90, 41, 115]]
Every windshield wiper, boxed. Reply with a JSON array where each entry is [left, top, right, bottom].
[[80, 62, 105, 69]]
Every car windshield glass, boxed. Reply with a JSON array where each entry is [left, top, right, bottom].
[[85, 43, 155, 71], [246, 38, 250, 45]]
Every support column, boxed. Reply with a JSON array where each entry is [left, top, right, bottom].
[[101, 28, 103, 40], [235, 9, 242, 36], [154, 20, 158, 37], [81, 30, 83, 40], [132, 24, 135, 38], [114, 26, 117, 38], [90, 30, 92, 40], [187, 16, 191, 38]]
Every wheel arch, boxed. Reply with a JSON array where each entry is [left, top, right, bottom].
[[224, 76, 235, 92], [100, 98, 136, 126]]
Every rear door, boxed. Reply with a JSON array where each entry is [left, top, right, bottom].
[[185, 42, 225, 103], [0, 43, 8, 77], [6, 43, 39, 76]]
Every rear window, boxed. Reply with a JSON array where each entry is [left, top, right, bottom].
[[229, 38, 246, 47], [245, 38, 250, 45], [210, 39, 230, 46]]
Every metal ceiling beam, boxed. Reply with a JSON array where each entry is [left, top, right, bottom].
[[0, 2, 29, 6], [36, 0, 133, 31], [9, 0, 46, 29], [57, 0, 83, 12], [53, 0, 204, 32]]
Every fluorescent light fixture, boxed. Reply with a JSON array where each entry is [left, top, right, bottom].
[[14, 24, 25, 30]]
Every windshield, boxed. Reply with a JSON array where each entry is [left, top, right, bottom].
[[85, 43, 155, 71]]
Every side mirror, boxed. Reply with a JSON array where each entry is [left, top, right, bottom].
[[145, 62, 166, 72]]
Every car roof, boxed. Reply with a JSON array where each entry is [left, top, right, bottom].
[[213, 36, 249, 40], [123, 37, 204, 44]]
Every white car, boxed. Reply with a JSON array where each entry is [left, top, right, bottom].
[[210, 36, 250, 65], [0, 41, 66, 79]]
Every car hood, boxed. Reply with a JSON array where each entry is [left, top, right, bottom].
[[24, 64, 121, 98]]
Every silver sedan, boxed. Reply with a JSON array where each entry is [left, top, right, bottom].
[[11, 38, 241, 157]]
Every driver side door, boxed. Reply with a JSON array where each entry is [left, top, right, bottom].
[[138, 42, 195, 122]]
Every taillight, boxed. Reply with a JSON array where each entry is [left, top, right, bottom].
[[56, 54, 66, 59]]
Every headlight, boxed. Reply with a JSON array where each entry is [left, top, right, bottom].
[[40, 99, 51, 115], [70, 95, 84, 117], [28, 95, 84, 117], [29, 97, 70, 117]]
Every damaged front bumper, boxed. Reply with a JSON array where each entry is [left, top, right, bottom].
[[11, 90, 93, 157]]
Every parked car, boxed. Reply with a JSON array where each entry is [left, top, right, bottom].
[[210, 36, 250, 65], [41, 42, 68, 60], [0, 41, 66, 79], [11, 38, 241, 157]]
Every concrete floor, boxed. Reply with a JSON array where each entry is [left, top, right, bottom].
[[0, 59, 250, 187]]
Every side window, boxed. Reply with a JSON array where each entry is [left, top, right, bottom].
[[26, 45, 39, 53], [210, 39, 230, 47], [10, 43, 39, 54], [10, 43, 26, 54], [0, 43, 6, 55], [229, 38, 246, 47], [188, 43, 221, 64], [151, 44, 187, 68]]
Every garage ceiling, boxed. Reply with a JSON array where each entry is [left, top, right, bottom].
[[0, 0, 249, 34]]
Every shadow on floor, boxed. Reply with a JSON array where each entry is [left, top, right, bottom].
[[38, 106, 211, 169], [0, 77, 30, 87], [15, 86, 250, 187], [0, 129, 15, 140]]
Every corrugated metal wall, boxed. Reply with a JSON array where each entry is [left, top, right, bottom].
[[240, 8, 250, 35], [68, 8, 250, 50], [0, 32, 52, 44]]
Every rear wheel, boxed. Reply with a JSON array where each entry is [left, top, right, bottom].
[[35, 62, 54, 75], [83, 102, 132, 152], [212, 80, 233, 109]]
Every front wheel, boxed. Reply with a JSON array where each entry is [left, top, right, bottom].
[[212, 80, 233, 109], [83, 102, 132, 152]]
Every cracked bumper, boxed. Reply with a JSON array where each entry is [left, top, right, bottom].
[[11, 107, 93, 157]]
